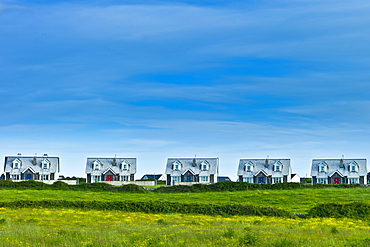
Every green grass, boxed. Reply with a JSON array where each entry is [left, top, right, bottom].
[[0, 187, 369, 214], [0, 208, 369, 247]]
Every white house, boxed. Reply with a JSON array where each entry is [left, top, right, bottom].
[[311, 158, 367, 185], [165, 157, 219, 185], [4, 153, 60, 182], [237, 158, 292, 184], [85, 157, 137, 183]]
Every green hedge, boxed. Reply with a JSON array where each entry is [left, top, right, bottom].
[[154, 181, 363, 193], [308, 202, 370, 219], [0, 200, 294, 217], [0, 180, 147, 192]]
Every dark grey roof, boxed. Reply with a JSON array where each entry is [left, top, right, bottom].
[[140, 174, 163, 180], [85, 157, 137, 175], [217, 176, 231, 182], [310, 159, 367, 177], [237, 158, 291, 177], [165, 157, 219, 176], [4, 155, 60, 174]]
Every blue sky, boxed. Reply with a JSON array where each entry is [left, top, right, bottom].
[[1, 0, 370, 179]]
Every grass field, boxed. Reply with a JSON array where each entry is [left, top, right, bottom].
[[0, 187, 370, 246], [1, 187, 369, 214], [0, 208, 369, 246]]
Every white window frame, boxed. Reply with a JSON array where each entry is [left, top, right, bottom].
[[120, 175, 129, 181], [348, 178, 359, 184], [41, 174, 49, 180], [243, 177, 253, 183], [272, 177, 282, 184], [200, 176, 209, 182], [317, 178, 328, 184], [11, 174, 20, 180], [172, 176, 181, 182], [173, 160, 182, 171], [92, 175, 101, 182]]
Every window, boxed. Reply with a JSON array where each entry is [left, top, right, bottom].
[[121, 160, 130, 170], [201, 161, 209, 171], [120, 176, 129, 181], [14, 163, 19, 169], [200, 176, 209, 182], [243, 177, 253, 183], [272, 177, 282, 184], [173, 160, 182, 171], [172, 176, 181, 182], [274, 161, 282, 172], [41, 174, 49, 180], [11, 174, 20, 180], [317, 178, 328, 184], [43, 163, 48, 169], [350, 162, 358, 172], [92, 175, 101, 182], [349, 178, 359, 184]]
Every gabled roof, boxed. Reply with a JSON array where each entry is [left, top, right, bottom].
[[182, 168, 196, 176], [237, 158, 291, 176], [311, 158, 367, 177], [85, 157, 137, 174], [254, 169, 269, 177], [102, 167, 118, 175], [329, 170, 344, 178], [165, 157, 219, 176], [20, 167, 36, 174], [4, 155, 60, 174]]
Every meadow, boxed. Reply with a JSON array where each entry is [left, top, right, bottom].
[[0, 187, 370, 213], [0, 185, 370, 246]]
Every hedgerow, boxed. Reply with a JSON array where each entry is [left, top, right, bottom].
[[154, 181, 363, 193], [0, 200, 294, 217], [0, 180, 364, 193], [308, 202, 370, 219]]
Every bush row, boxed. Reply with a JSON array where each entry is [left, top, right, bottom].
[[0, 180, 147, 192], [154, 181, 363, 193], [308, 202, 370, 219], [0, 199, 294, 217], [0, 180, 364, 193]]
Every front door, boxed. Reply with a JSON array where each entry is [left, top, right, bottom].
[[258, 177, 265, 183], [185, 175, 193, 182], [106, 175, 113, 181], [25, 174, 32, 180], [333, 177, 340, 184]]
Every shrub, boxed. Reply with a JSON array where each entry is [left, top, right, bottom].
[[308, 202, 370, 219]]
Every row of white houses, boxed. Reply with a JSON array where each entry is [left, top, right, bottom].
[[3, 154, 369, 185]]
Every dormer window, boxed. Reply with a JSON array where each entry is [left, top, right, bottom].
[[12, 159, 22, 169], [93, 160, 101, 171], [201, 160, 209, 171], [274, 161, 282, 172], [349, 162, 358, 172], [121, 160, 130, 171], [173, 160, 182, 171], [318, 162, 327, 173], [245, 161, 253, 172], [41, 159, 50, 169]]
